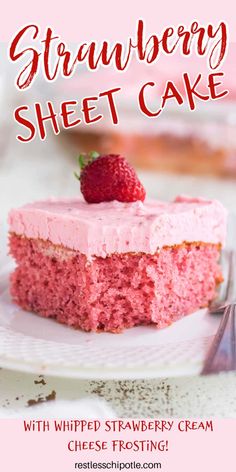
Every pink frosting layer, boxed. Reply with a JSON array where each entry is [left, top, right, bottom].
[[8, 195, 227, 258]]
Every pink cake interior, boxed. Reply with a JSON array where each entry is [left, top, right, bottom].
[[9, 234, 222, 333]]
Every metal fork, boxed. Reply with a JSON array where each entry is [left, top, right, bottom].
[[201, 250, 236, 375], [208, 250, 235, 315]]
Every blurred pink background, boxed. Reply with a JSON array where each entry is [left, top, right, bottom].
[[1, 0, 236, 42]]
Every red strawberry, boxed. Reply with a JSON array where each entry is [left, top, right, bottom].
[[75, 152, 146, 204]]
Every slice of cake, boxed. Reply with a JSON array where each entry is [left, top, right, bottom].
[[8, 188, 227, 333]]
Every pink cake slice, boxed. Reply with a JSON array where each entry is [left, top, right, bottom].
[[8, 195, 227, 332]]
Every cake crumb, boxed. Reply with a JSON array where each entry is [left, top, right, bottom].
[[27, 390, 56, 407], [34, 377, 46, 386]]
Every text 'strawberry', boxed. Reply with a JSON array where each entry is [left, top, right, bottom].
[[75, 152, 146, 204]]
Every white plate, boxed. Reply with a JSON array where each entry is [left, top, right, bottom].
[[1, 212, 235, 380], [0, 258, 224, 380]]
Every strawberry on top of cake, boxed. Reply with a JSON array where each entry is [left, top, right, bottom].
[[8, 153, 227, 333]]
